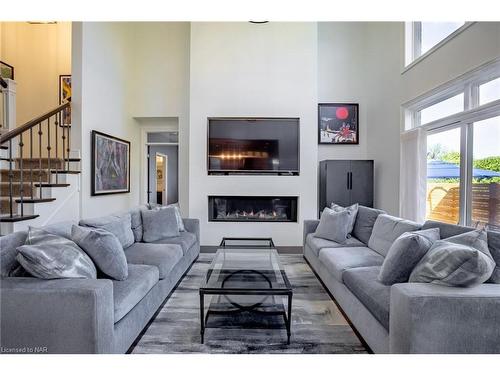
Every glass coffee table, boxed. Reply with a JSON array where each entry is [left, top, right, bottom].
[[199, 238, 293, 344]]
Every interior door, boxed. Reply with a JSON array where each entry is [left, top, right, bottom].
[[350, 160, 374, 207], [326, 160, 351, 208]]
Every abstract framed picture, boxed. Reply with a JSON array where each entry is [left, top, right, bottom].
[[318, 103, 359, 145], [91, 131, 130, 196], [0, 61, 14, 80], [59, 74, 71, 126]]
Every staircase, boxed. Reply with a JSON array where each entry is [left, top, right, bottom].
[[0, 101, 81, 235]]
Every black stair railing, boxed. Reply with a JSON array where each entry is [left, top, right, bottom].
[[0, 100, 71, 220]]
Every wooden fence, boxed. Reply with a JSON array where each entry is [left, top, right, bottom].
[[426, 182, 500, 229]]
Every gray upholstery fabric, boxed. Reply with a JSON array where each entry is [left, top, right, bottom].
[[352, 206, 386, 245], [368, 214, 421, 257], [148, 202, 185, 231], [17, 227, 97, 279], [330, 203, 359, 235], [141, 206, 179, 242], [410, 230, 495, 287], [112, 264, 159, 323], [182, 218, 200, 242], [125, 242, 183, 279], [487, 230, 500, 283], [38, 220, 76, 239], [80, 213, 134, 249], [0, 277, 114, 353], [378, 228, 440, 285], [421, 220, 473, 239], [72, 225, 128, 281], [303, 244, 389, 353], [390, 283, 500, 353], [128, 205, 147, 242], [303, 219, 320, 246], [314, 209, 351, 243], [151, 231, 197, 254], [0, 231, 27, 277], [343, 266, 390, 330], [318, 246, 384, 282], [305, 233, 365, 257]]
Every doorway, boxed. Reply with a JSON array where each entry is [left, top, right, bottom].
[[155, 153, 167, 205]]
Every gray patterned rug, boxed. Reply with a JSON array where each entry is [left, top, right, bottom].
[[131, 254, 368, 354]]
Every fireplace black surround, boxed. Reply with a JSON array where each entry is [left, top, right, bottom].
[[208, 196, 298, 222]]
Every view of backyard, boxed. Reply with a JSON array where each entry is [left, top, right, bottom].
[[426, 117, 500, 230]]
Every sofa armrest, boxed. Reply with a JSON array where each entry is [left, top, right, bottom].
[[0, 277, 114, 353], [303, 220, 319, 246], [390, 283, 500, 353], [183, 218, 200, 243]]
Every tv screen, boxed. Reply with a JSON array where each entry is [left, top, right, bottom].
[[208, 118, 299, 174]]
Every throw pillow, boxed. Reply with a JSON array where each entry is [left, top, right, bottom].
[[71, 225, 128, 281], [409, 229, 495, 287], [141, 206, 180, 242], [80, 213, 135, 249], [16, 227, 97, 279], [330, 203, 359, 235], [378, 228, 440, 285], [314, 209, 351, 243], [149, 202, 185, 232]]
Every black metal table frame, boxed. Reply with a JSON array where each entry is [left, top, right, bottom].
[[199, 238, 293, 344]]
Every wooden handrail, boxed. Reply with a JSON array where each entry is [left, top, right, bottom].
[[0, 101, 70, 144]]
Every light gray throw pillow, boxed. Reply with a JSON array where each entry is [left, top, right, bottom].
[[80, 213, 134, 249], [141, 206, 180, 242], [330, 203, 359, 236], [314, 209, 351, 243], [409, 229, 495, 287], [16, 227, 97, 279], [71, 225, 128, 281], [378, 228, 440, 285], [149, 202, 185, 232]]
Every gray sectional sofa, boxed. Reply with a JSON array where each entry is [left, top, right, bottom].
[[304, 206, 500, 354], [0, 206, 200, 354]]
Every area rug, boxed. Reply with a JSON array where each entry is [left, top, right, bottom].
[[131, 254, 368, 354]]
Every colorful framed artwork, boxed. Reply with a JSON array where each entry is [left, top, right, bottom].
[[318, 103, 359, 145], [91, 130, 131, 196], [59, 74, 71, 126], [0, 61, 14, 80]]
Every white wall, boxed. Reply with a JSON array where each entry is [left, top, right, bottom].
[[0, 22, 71, 125], [189, 22, 318, 246]]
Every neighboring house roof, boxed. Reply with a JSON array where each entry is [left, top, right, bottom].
[[427, 160, 500, 179]]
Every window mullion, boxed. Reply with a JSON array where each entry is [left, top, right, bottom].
[[413, 22, 422, 61]]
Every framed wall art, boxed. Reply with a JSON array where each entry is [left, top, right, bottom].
[[318, 103, 359, 145], [0, 61, 14, 80], [91, 130, 130, 196]]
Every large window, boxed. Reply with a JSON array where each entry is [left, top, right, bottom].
[[405, 22, 468, 66], [404, 60, 500, 229]]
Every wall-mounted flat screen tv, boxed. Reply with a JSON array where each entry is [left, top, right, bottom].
[[208, 117, 300, 175]]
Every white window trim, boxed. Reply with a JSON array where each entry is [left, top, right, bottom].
[[403, 22, 475, 73]]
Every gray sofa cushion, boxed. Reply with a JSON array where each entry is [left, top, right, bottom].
[[112, 264, 159, 323], [318, 246, 384, 282], [314, 209, 351, 243], [151, 231, 197, 254], [0, 231, 27, 277], [128, 206, 147, 242], [38, 221, 76, 239], [305, 233, 365, 257], [72, 225, 128, 281], [343, 266, 390, 330], [141, 206, 179, 243], [125, 242, 183, 279], [80, 213, 134, 249], [352, 206, 386, 245], [421, 220, 473, 239], [410, 230, 495, 287], [148, 202, 185, 231], [368, 214, 421, 257], [378, 228, 440, 285], [487, 230, 500, 283], [330, 203, 359, 235], [17, 227, 97, 279]]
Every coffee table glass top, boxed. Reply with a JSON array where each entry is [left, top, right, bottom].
[[203, 248, 291, 291]]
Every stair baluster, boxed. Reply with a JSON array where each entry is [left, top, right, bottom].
[[55, 112, 59, 183], [19, 134, 24, 216], [8, 139, 13, 217], [38, 122, 42, 198], [46, 118, 51, 179], [30, 127, 34, 199]]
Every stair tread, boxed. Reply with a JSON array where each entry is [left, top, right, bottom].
[[34, 183, 70, 187], [0, 214, 39, 222], [14, 198, 56, 203]]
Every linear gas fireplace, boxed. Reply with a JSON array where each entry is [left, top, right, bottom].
[[208, 196, 298, 222]]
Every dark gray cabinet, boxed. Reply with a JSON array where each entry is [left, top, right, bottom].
[[318, 160, 374, 217]]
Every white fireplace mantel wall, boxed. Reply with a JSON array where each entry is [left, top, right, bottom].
[[189, 22, 318, 246]]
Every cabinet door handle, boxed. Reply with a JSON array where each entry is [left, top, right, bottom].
[[349, 172, 353, 190], [347, 172, 350, 190]]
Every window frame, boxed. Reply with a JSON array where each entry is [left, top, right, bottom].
[[402, 58, 500, 227], [404, 22, 474, 71]]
